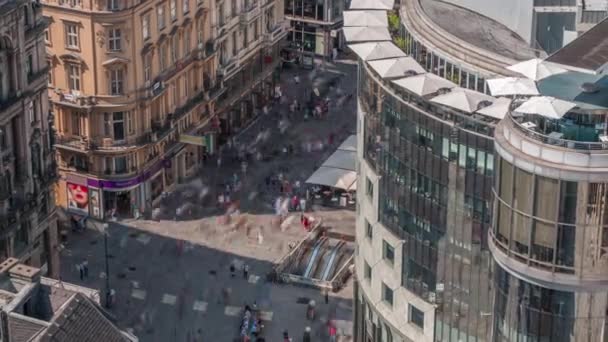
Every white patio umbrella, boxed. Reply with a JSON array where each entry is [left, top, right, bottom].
[[513, 96, 576, 119], [343, 10, 388, 27], [430, 88, 496, 114], [348, 42, 406, 61], [349, 0, 394, 10], [475, 97, 512, 119], [486, 77, 540, 96], [343, 26, 391, 43], [368, 57, 425, 79], [392, 73, 456, 97], [507, 58, 567, 81]]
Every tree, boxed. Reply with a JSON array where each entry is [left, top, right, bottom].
[[388, 11, 400, 33]]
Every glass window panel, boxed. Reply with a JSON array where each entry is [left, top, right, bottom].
[[499, 158, 513, 204], [534, 176, 559, 221], [458, 144, 467, 168], [556, 224, 575, 268], [559, 181, 578, 224], [476, 150, 486, 174]]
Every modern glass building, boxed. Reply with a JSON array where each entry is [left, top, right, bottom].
[[490, 74, 608, 342], [351, 1, 608, 342]]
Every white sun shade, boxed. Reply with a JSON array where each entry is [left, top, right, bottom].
[[349, 0, 394, 10], [475, 97, 512, 119], [513, 96, 576, 119], [322, 150, 356, 171], [306, 167, 357, 190], [507, 58, 568, 81], [430, 88, 496, 114], [368, 57, 425, 79], [337, 135, 357, 152], [392, 73, 456, 96], [348, 42, 406, 61], [343, 26, 391, 43], [486, 77, 540, 96], [343, 10, 388, 27]]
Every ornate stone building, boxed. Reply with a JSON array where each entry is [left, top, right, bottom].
[[42, 0, 286, 219], [0, 0, 60, 277]]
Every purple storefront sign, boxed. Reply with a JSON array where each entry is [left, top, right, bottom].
[[87, 159, 167, 190]]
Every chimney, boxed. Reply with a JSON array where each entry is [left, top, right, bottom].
[[0, 258, 19, 276], [9, 264, 41, 284]]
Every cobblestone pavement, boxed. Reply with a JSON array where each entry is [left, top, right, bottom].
[[59, 59, 358, 342]]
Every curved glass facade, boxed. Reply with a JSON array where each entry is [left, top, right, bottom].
[[359, 60, 497, 341], [492, 156, 608, 276], [492, 264, 607, 342]]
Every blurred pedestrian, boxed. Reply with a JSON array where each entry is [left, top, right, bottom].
[[82, 260, 89, 279], [77, 263, 83, 280], [243, 264, 250, 280], [230, 263, 236, 277]]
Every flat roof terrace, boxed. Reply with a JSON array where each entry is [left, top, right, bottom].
[[420, 0, 541, 62]]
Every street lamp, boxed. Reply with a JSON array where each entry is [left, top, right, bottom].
[[92, 219, 112, 308]]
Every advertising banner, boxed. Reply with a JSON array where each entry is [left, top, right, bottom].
[[67, 182, 89, 213]]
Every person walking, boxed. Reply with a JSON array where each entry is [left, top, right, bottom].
[[243, 264, 250, 280], [77, 263, 83, 281], [82, 260, 89, 279], [230, 263, 236, 277]]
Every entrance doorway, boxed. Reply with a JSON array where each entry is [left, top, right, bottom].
[[104, 190, 133, 217]]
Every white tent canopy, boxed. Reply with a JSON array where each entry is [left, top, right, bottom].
[[476, 97, 512, 119], [392, 73, 456, 97], [507, 58, 568, 81], [343, 26, 391, 43], [338, 135, 357, 152], [368, 57, 425, 79], [306, 135, 358, 191], [322, 150, 356, 171], [430, 88, 495, 113], [306, 167, 357, 191], [513, 96, 576, 119], [349, 0, 394, 10], [348, 42, 406, 61], [486, 77, 540, 96], [343, 10, 388, 27]]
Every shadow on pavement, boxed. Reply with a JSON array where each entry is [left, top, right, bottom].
[[60, 220, 353, 342]]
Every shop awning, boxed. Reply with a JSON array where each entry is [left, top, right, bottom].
[[349, 0, 394, 10], [306, 167, 357, 191], [322, 150, 356, 171], [306, 135, 358, 191], [179, 133, 215, 153], [348, 42, 406, 61], [343, 10, 388, 27], [343, 26, 391, 43], [337, 135, 357, 152]]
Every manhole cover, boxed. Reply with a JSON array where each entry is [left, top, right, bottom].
[[296, 297, 311, 304], [117, 273, 127, 279], [128, 266, 137, 271]]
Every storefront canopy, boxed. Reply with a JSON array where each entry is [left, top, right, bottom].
[[338, 135, 357, 152], [306, 167, 357, 191], [368, 57, 425, 79], [348, 42, 406, 61], [349, 0, 394, 10], [322, 149, 356, 171], [343, 26, 391, 43], [306, 135, 358, 191], [343, 10, 388, 27]]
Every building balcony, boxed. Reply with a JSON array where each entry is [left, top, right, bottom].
[[240, 4, 261, 26], [264, 21, 289, 45], [218, 57, 241, 80]]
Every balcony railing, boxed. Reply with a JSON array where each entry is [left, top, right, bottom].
[[507, 114, 608, 151]]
